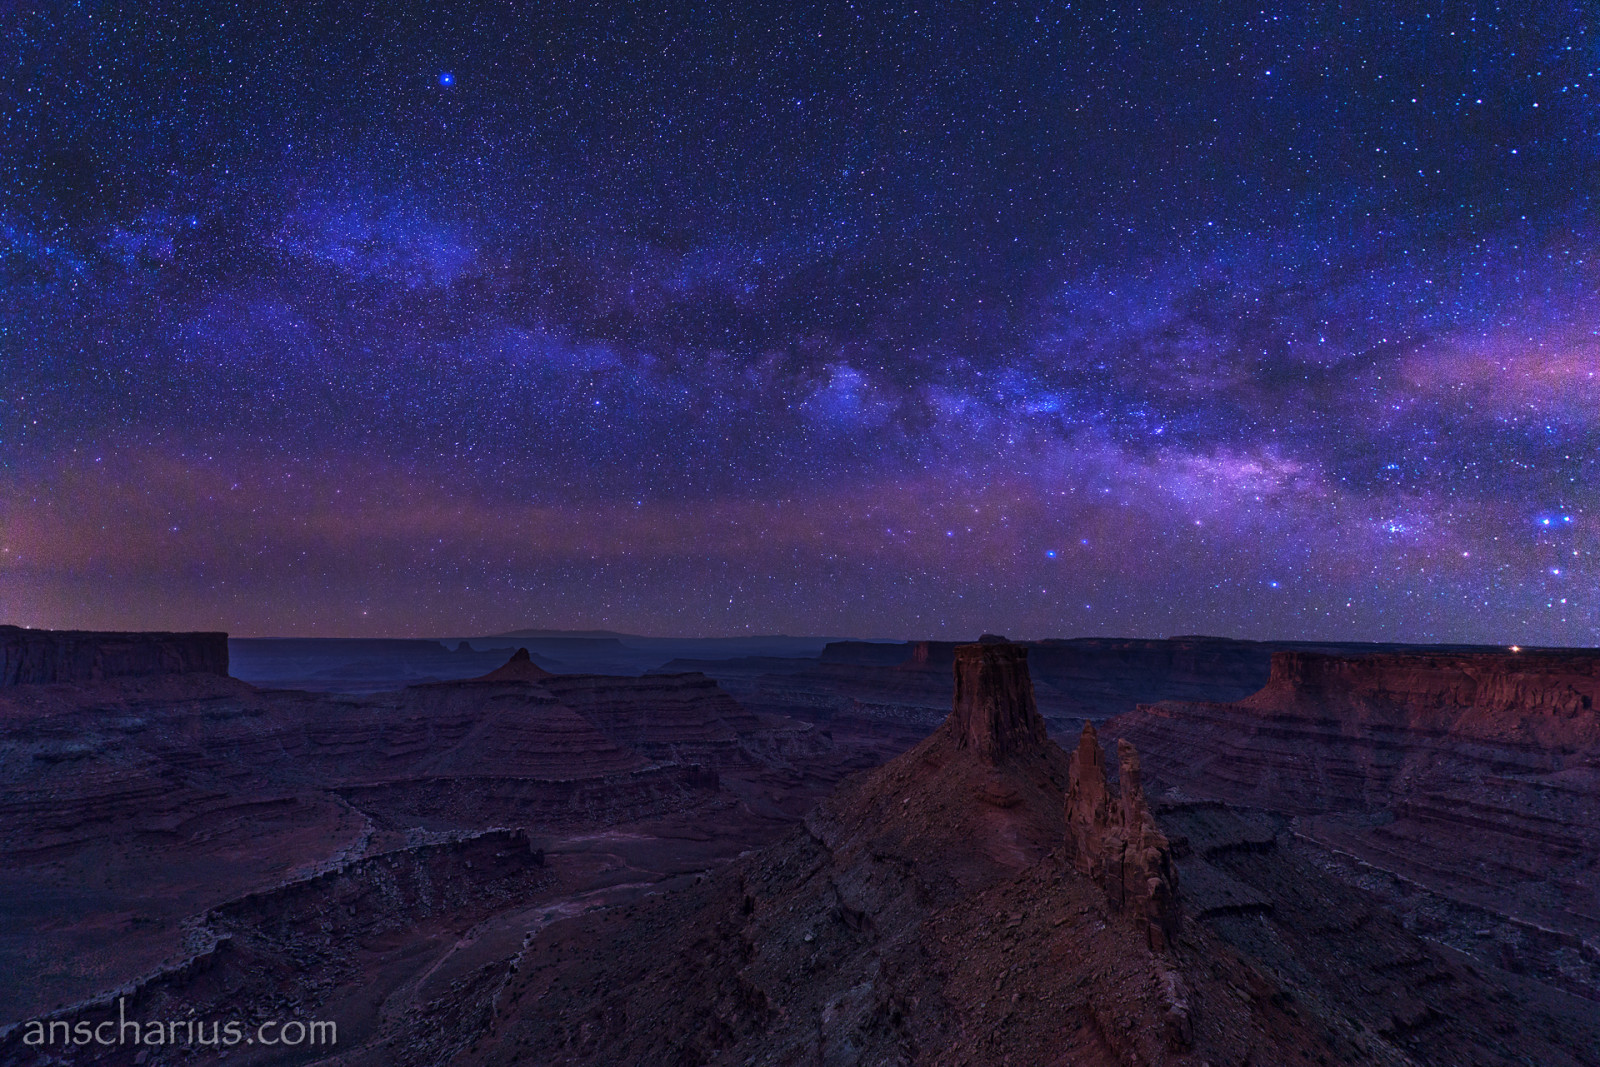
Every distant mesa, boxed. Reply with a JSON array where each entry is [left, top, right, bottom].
[[472, 647, 555, 682], [0, 625, 229, 686]]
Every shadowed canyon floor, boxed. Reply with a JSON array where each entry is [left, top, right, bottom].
[[1, 629, 1597, 1064]]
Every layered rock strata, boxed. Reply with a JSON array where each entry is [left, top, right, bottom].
[[1112, 649, 1600, 1000], [539, 671, 762, 764], [0, 625, 229, 685], [949, 641, 1047, 760], [0, 651, 816, 1025], [384, 640, 1600, 1066]]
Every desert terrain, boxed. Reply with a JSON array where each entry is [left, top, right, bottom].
[[1, 625, 1596, 1065]]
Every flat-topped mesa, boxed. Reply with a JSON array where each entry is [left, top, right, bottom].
[[1065, 723, 1181, 951], [1259, 649, 1599, 712], [0, 625, 229, 686], [472, 647, 555, 682], [947, 642, 1047, 761]]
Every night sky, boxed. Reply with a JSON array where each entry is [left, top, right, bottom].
[[3, 2, 1597, 642]]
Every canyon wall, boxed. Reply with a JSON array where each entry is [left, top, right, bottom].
[[0, 625, 229, 686], [1111, 649, 1600, 1000], [540, 671, 762, 761]]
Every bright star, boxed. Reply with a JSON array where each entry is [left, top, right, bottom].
[[439, 72, 455, 86]]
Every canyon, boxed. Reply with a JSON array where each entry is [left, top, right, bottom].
[[366, 641, 1600, 1066], [0, 629, 838, 1050], [0, 626, 1596, 1064], [1111, 649, 1600, 1004]]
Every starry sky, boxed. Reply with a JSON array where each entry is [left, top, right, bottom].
[[3, 1, 1597, 642]]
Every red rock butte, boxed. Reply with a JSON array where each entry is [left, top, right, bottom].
[[1065, 722, 1182, 951], [948, 641, 1048, 761]]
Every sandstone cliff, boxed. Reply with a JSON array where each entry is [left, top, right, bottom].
[[0, 625, 228, 685], [948, 641, 1047, 760], [1111, 648, 1600, 1002], [399, 642, 1600, 1067], [540, 671, 763, 764]]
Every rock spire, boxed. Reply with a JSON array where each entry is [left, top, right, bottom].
[[1065, 722, 1181, 951]]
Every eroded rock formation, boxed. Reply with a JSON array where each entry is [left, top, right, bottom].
[[473, 646, 555, 681], [0, 625, 229, 685], [9, 631, 1599, 1064], [1112, 648, 1600, 1001], [1065, 722, 1181, 950], [393, 635, 1600, 1067], [667, 635, 1338, 763], [0, 658, 812, 1025], [948, 641, 1047, 761]]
